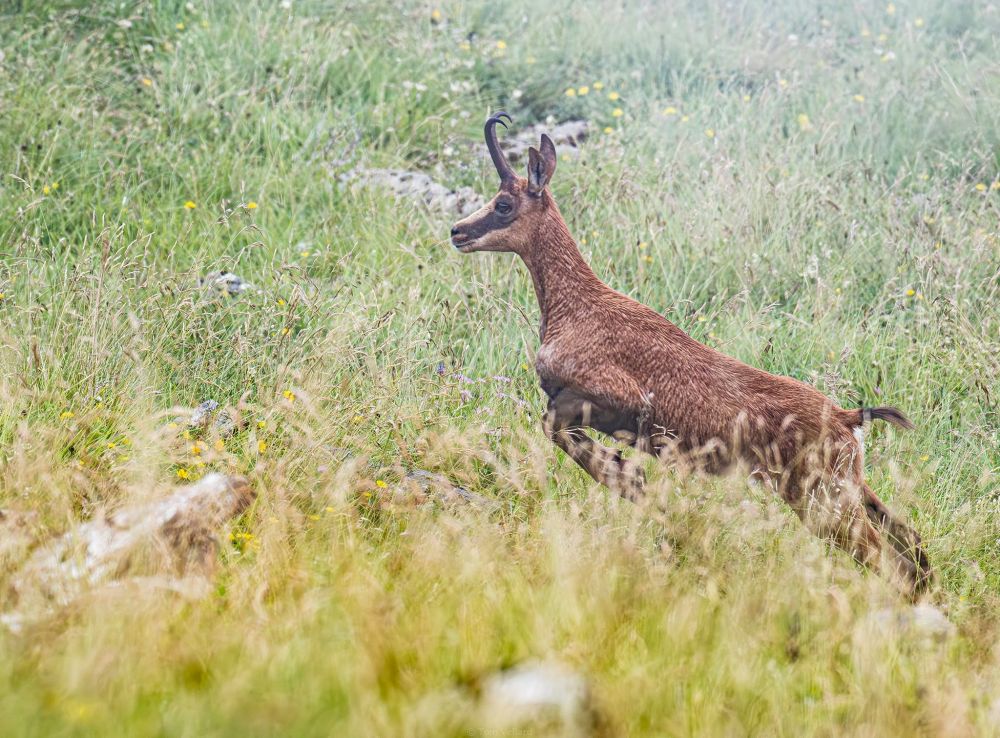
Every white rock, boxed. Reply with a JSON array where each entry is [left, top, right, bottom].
[[478, 659, 594, 736], [3, 474, 254, 630], [864, 604, 955, 643]]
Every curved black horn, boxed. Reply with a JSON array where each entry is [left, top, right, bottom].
[[484, 111, 515, 182]]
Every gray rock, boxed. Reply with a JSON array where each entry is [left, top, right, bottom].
[[340, 168, 484, 216], [199, 271, 255, 297], [400, 470, 496, 509], [189, 399, 220, 427], [494, 119, 590, 163], [214, 410, 238, 438], [188, 400, 240, 438]]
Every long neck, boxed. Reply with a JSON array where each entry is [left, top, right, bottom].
[[518, 201, 604, 341]]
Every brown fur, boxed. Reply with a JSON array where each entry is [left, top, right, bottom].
[[452, 114, 930, 598]]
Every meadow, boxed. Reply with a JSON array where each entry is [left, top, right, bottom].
[[0, 0, 998, 735]]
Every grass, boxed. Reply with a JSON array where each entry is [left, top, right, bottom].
[[0, 0, 998, 734]]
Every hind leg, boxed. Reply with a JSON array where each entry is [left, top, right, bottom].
[[781, 471, 929, 599], [862, 483, 932, 597]]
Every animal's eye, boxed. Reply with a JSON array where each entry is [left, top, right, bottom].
[[495, 201, 512, 215]]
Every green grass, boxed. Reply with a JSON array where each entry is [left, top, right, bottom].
[[1, 0, 999, 734]]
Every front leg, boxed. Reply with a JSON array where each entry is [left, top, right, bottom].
[[542, 389, 646, 501]]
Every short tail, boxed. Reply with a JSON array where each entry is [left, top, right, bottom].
[[848, 406, 916, 431]]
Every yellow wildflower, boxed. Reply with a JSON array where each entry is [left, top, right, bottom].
[[309, 514, 320, 521], [565, 88, 576, 97], [742, 94, 750, 102], [431, 8, 442, 22], [704, 128, 715, 138], [257, 420, 266, 429], [593, 81, 604, 90], [43, 185, 51, 195], [214, 439, 225, 452], [778, 79, 788, 88], [577, 86, 589, 96], [257, 440, 267, 453], [60, 411, 74, 419], [282, 389, 295, 402], [974, 183, 986, 192], [141, 77, 152, 86], [662, 106, 678, 116], [603, 126, 613, 134], [352, 414, 364, 423], [246, 201, 257, 210], [607, 91, 620, 101], [459, 41, 471, 51], [612, 108, 623, 118], [920, 454, 930, 461], [638, 241, 648, 249], [176, 22, 185, 30], [191, 443, 201, 455], [886, 2, 895, 15], [177, 468, 189, 479], [861, 28, 871, 37], [376, 480, 388, 488], [496, 40, 506, 50], [991, 181, 1000, 190], [853, 94, 865, 103], [184, 201, 196, 209], [905, 289, 916, 297], [797, 113, 813, 132]]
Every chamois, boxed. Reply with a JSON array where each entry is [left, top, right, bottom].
[[450, 113, 931, 598]]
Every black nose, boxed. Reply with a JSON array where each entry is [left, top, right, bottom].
[[450, 226, 459, 236]]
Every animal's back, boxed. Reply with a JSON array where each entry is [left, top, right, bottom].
[[582, 285, 855, 449]]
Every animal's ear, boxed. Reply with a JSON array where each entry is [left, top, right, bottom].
[[526, 133, 557, 196]]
